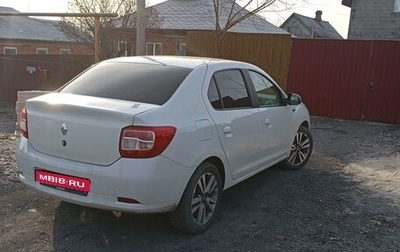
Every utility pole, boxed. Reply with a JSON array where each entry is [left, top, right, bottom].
[[136, 0, 146, 55], [94, 17, 101, 62]]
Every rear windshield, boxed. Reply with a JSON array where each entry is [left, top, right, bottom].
[[60, 62, 192, 105]]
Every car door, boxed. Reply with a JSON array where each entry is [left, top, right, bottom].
[[246, 70, 293, 162], [206, 69, 268, 180]]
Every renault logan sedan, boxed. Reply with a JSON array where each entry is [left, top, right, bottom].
[[17, 56, 312, 234]]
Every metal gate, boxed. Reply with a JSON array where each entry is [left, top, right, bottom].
[[287, 39, 400, 124], [0, 55, 92, 103], [362, 41, 400, 124]]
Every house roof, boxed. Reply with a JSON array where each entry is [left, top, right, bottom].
[[0, 6, 74, 42], [143, 0, 289, 34], [281, 12, 343, 39]]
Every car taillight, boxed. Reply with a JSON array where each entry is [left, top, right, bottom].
[[19, 108, 28, 138], [119, 126, 176, 158]]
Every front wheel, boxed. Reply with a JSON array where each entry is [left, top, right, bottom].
[[281, 126, 313, 170], [169, 162, 222, 234]]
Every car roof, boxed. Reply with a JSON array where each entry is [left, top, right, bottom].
[[105, 56, 245, 69]]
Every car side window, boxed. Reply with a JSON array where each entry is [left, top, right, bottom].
[[248, 71, 284, 107], [208, 78, 223, 109], [208, 70, 251, 109]]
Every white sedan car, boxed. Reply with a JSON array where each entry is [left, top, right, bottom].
[[17, 56, 312, 234]]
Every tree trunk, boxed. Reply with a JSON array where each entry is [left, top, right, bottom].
[[214, 30, 225, 58]]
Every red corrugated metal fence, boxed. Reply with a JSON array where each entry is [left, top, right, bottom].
[[287, 39, 400, 124]]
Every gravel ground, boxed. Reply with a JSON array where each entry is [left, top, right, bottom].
[[1, 101, 400, 252], [0, 102, 19, 189]]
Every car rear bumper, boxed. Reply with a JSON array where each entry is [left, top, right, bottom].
[[16, 137, 191, 213]]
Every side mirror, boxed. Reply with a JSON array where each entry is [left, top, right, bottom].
[[287, 93, 302, 105]]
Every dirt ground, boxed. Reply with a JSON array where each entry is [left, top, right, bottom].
[[1, 101, 400, 252]]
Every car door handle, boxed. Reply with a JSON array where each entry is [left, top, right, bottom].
[[223, 126, 233, 138], [264, 119, 271, 126], [223, 126, 232, 134]]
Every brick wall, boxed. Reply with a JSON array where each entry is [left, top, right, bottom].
[[0, 40, 94, 55], [109, 29, 187, 56], [144, 33, 187, 55], [348, 0, 400, 39]]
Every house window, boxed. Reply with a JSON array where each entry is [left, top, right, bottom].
[[118, 41, 129, 56], [395, 0, 400, 12], [146, 42, 162, 55], [177, 43, 187, 56], [36, 48, 48, 55], [60, 49, 71, 55], [4, 46, 17, 55]]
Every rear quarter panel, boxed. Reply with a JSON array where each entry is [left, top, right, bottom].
[[132, 64, 231, 191]]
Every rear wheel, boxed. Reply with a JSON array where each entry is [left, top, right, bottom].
[[169, 162, 222, 234], [282, 126, 313, 170]]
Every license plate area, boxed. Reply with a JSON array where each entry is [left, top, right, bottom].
[[35, 169, 91, 196]]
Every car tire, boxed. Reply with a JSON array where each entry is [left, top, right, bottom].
[[169, 162, 222, 234], [281, 126, 313, 170]]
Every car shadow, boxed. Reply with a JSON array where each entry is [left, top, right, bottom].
[[51, 117, 400, 251], [51, 160, 400, 251]]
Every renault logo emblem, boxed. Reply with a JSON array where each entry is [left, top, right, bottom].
[[61, 123, 68, 135]]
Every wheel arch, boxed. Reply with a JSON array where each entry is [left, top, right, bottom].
[[202, 156, 226, 189], [300, 120, 310, 130], [170, 156, 225, 234]]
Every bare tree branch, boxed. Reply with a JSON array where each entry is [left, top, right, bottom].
[[209, 0, 308, 56], [213, 0, 308, 33], [58, 0, 162, 60]]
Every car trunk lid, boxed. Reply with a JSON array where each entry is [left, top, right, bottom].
[[25, 93, 158, 166]]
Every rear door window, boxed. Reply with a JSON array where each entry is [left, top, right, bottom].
[[61, 62, 192, 105], [207, 78, 223, 109], [208, 70, 252, 109]]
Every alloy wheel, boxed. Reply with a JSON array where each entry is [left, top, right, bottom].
[[288, 131, 311, 166], [191, 172, 219, 225]]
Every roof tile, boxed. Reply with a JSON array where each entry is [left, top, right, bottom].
[[0, 6, 75, 42], [283, 12, 343, 39], [145, 0, 288, 34]]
